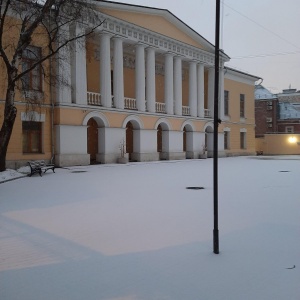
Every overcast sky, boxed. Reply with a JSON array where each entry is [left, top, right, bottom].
[[108, 0, 300, 93]]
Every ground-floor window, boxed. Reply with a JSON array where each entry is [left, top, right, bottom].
[[285, 126, 294, 133], [240, 132, 246, 149], [224, 131, 230, 149], [22, 121, 42, 153]]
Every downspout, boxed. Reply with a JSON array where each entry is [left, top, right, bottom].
[[50, 54, 55, 165], [49, 10, 55, 165]]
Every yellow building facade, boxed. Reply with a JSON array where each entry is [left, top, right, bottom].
[[1, 1, 260, 168]]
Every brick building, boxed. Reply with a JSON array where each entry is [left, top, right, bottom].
[[255, 85, 300, 155]]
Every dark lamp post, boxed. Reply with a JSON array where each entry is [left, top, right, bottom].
[[213, 0, 221, 254]]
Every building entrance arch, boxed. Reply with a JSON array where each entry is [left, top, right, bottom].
[[156, 122, 170, 160], [126, 121, 134, 161], [84, 113, 108, 164], [205, 124, 214, 158], [87, 118, 98, 163]]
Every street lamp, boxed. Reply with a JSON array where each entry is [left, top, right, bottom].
[[213, 0, 221, 254]]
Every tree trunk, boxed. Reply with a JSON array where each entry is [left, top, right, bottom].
[[0, 91, 17, 171]]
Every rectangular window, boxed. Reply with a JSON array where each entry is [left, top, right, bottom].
[[224, 90, 229, 116], [285, 126, 294, 133], [224, 131, 230, 149], [240, 132, 246, 149], [240, 94, 245, 118], [22, 46, 42, 91], [22, 121, 42, 153]]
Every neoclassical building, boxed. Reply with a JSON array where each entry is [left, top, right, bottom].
[[1, 1, 261, 168]]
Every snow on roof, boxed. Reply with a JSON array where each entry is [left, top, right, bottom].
[[279, 102, 300, 119], [255, 85, 277, 100]]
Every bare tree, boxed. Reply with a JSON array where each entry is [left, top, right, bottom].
[[0, 0, 104, 171]]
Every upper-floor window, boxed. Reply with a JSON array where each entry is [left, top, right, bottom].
[[224, 90, 229, 116], [240, 94, 245, 118], [22, 46, 42, 91]]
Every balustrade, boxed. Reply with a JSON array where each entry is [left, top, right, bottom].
[[87, 91, 211, 118], [87, 92, 101, 106], [155, 102, 166, 113], [204, 109, 211, 118], [182, 106, 190, 116], [124, 97, 137, 110]]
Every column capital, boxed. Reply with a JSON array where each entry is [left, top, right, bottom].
[[99, 31, 113, 37], [111, 35, 126, 41], [164, 51, 175, 58], [135, 42, 148, 49]]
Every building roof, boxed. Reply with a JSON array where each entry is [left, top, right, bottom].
[[93, 0, 231, 60], [255, 85, 277, 100], [225, 67, 262, 82], [279, 102, 300, 119]]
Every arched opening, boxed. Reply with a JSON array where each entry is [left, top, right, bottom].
[[87, 118, 98, 164], [183, 127, 187, 152], [126, 121, 134, 161], [205, 125, 214, 158], [183, 124, 194, 159], [157, 124, 162, 153], [156, 122, 169, 160]]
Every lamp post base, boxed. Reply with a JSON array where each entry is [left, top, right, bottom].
[[213, 229, 219, 254]]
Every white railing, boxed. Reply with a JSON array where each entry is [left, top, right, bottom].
[[87, 92, 101, 106], [155, 102, 166, 113], [182, 106, 190, 116], [204, 109, 211, 118], [124, 97, 137, 110]]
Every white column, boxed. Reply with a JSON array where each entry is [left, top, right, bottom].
[[146, 47, 156, 113], [135, 44, 146, 112], [113, 37, 124, 109], [71, 23, 87, 105], [100, 33, 112, 108], [56, 24, 72, 103], [174, 56, 182, 116], [197, 63, 205, 118], [207, 67, 215, 117], [189, 61, 197, 117], [164, 53, 174, 115], [219, 64, 225, 120]]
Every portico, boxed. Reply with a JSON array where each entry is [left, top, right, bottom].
[[63, 14, 228, 119]]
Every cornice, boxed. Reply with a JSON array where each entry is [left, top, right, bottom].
[[87, 11, 229, 66]]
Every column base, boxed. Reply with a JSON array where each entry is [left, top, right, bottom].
[[55, 154, 90, 167], [186, 151, 203, 159], [131, 152, 160, 162], [96, 153, 120, 164], [160, 152, 185, 160]]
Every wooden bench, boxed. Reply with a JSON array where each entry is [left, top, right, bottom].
[[27, 160, 55, 177]]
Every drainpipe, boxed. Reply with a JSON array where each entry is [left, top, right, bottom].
[[49, 11, 55, 165]]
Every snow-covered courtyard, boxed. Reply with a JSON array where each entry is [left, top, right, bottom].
[[0, 156, 300, 300]]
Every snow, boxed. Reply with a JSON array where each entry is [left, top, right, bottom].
[[0, 157, 300, 300], [279, 102, 300, 119], [255, 85, 277, 100], [0, 166, 29, 182]]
